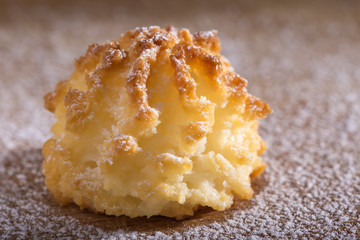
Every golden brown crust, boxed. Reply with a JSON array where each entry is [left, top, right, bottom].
[[245, 95, 272, 120], [75, 43, 109, 72], [182, 121, 209, 143], [222, 72, 248, 99], [126, 42, 160, 122], [63, 89, 89, 131], [42, 26, 272, 219], [101, 135, 140, 168], [44, 80, 68, 113], [102, 43, 127, 68], [193, 30, 221, 54]]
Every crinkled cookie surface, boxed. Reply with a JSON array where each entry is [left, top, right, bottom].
[[42, 26, 271, 219]]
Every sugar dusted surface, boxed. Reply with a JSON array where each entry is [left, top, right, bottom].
[[0, 0, 359, 239]]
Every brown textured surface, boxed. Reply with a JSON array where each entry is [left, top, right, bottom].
[[0, 0, 359, 238]]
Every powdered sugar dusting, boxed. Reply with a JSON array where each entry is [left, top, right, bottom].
[[0, 0, 359, 238]]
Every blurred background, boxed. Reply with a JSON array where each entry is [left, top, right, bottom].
[[0, 0, 359, 238], [0, 0, 359, 150]]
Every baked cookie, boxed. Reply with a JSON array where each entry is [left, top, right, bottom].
[[42, 26, 272, 219]]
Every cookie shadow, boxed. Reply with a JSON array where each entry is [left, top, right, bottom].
[[0, 147, 269, 236], [67, 174, 269, 235]]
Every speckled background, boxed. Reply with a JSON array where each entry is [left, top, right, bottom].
[[0, 0, 359, 239]]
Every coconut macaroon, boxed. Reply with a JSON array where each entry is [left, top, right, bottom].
[[42, 26, 272, 219]]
